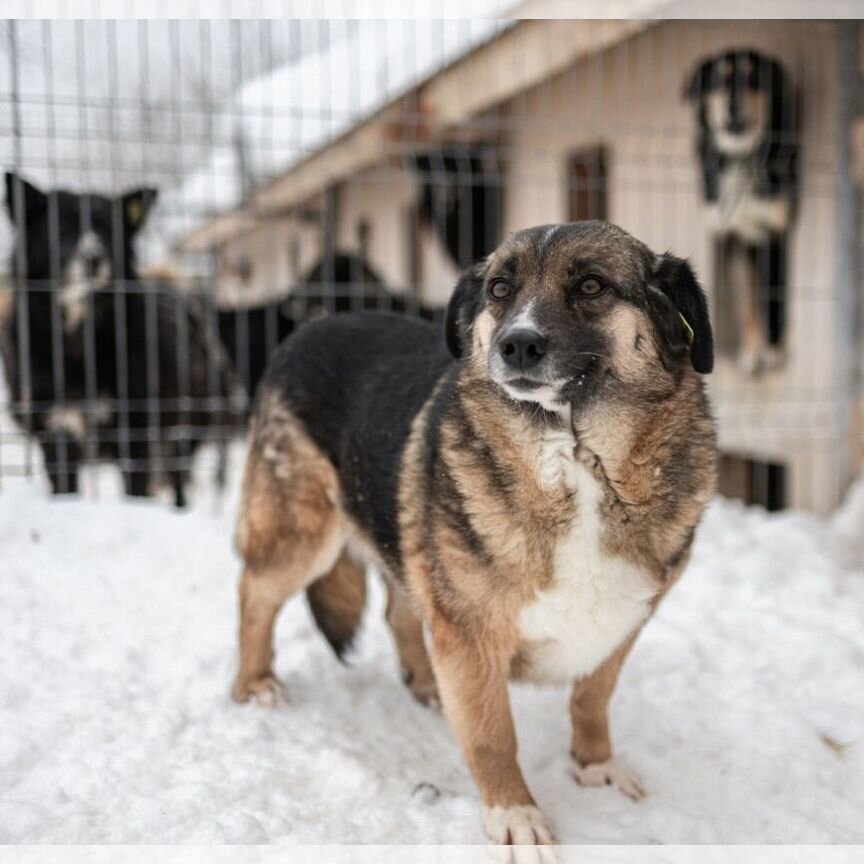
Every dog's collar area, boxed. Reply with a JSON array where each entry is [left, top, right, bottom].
[[678, 312, 695, 347]]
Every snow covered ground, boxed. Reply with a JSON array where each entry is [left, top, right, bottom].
[[1, 438, 863, 845]]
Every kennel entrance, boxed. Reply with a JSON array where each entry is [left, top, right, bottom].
[[718, 453, 787, 512]]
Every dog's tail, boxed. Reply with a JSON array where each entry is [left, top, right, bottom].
[[306, 552, 367, 661]]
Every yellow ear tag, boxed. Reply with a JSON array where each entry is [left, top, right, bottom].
[[127, 198, 143, 227], [678, 312, 695, 347]]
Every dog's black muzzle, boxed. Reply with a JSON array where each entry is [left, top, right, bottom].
[[499, 328, 548, 373]]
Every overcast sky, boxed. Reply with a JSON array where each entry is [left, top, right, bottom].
[[0, 20, 361, 265], [0, 20, 350, 188], [0, 15, 510, 267]]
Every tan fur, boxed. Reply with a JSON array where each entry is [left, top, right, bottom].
[[396, 230, 716, 835], [0, 288, 12, 327], [398, 368, 713, 818], [232, 393, 430, 705], [385, 581, 439, 707], [570, 632, 639, 768], [233, 400, 349, 702], [231, 225, 716, 845], [473, 308, 495, 353], [430, 608, 535, 811], [138, 262, 191, 287], [575, 376, 715, 575]]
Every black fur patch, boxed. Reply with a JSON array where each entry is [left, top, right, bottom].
[[262, 313, 452, 569], [217, 252, 442, 401], [651, 254, 714, 374], [444, 265, 485, 359], [413, 148, 501, 269]]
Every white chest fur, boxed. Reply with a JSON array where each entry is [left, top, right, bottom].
[[518, 437, 656, 684], [704, 160, 790, 244]]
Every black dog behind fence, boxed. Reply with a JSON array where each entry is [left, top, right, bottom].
[[0, 19, 857, 516], [216, 251, 441, 403], [0, 20, 485, 506], [0, 173, 243, 506], [0, 173, 445, 506]]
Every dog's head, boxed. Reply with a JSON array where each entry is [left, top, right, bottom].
[[4, 172, 157, 289], [685, 49, 787, 158], [445, 221, 712, 415]]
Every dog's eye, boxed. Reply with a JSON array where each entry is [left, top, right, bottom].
[[574, 276, 606, 298], [488, 280, 512, 300]]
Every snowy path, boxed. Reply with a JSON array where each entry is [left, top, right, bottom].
[[1, 447, 863, 844]]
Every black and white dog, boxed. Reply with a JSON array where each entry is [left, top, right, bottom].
[[686, 49, 798, 373], [1, 173, 241, 506], [217, 251, 440, 402]]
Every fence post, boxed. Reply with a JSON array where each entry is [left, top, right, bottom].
[[834, 21, 864, 506]]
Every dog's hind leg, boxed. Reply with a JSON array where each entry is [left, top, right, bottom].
[[42, 408, 85, 494], [232, 407, 346, 705], [385, 580, 439, 708], [233, 566, 294, 705]]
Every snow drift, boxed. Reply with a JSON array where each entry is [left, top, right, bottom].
[[0, 442, 862, 843]]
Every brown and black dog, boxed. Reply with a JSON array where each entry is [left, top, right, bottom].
[[231, 221, 717, 845]]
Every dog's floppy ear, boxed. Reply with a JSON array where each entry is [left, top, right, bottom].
[[121, 187, 158, 233], [652, 253, 714, 374], [684, 59, 707, 101], [4, 172, 46, 224], [445, 263, 486, 359], [683, 55, 720, 102]]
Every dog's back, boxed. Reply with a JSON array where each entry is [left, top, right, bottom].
[[256, 312, 450, 562]]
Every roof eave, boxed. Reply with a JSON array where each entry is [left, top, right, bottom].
[[177, 17, 655, 254]]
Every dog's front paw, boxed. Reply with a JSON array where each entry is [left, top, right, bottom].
[[573, 757, 646, 801], [483, 803, 555, 845], [231, 673, 285, 706]]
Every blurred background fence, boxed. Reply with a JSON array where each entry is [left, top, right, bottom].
[[0, 13, 862, 513]]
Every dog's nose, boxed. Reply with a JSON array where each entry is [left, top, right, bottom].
[[500, 329, 547, 372]]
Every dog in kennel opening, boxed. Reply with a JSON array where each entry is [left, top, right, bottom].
[[0, 173, 242, 506], [686, 48, 798, 375]]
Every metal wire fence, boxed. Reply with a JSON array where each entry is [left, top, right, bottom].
[[0, 16, 861, 513]]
